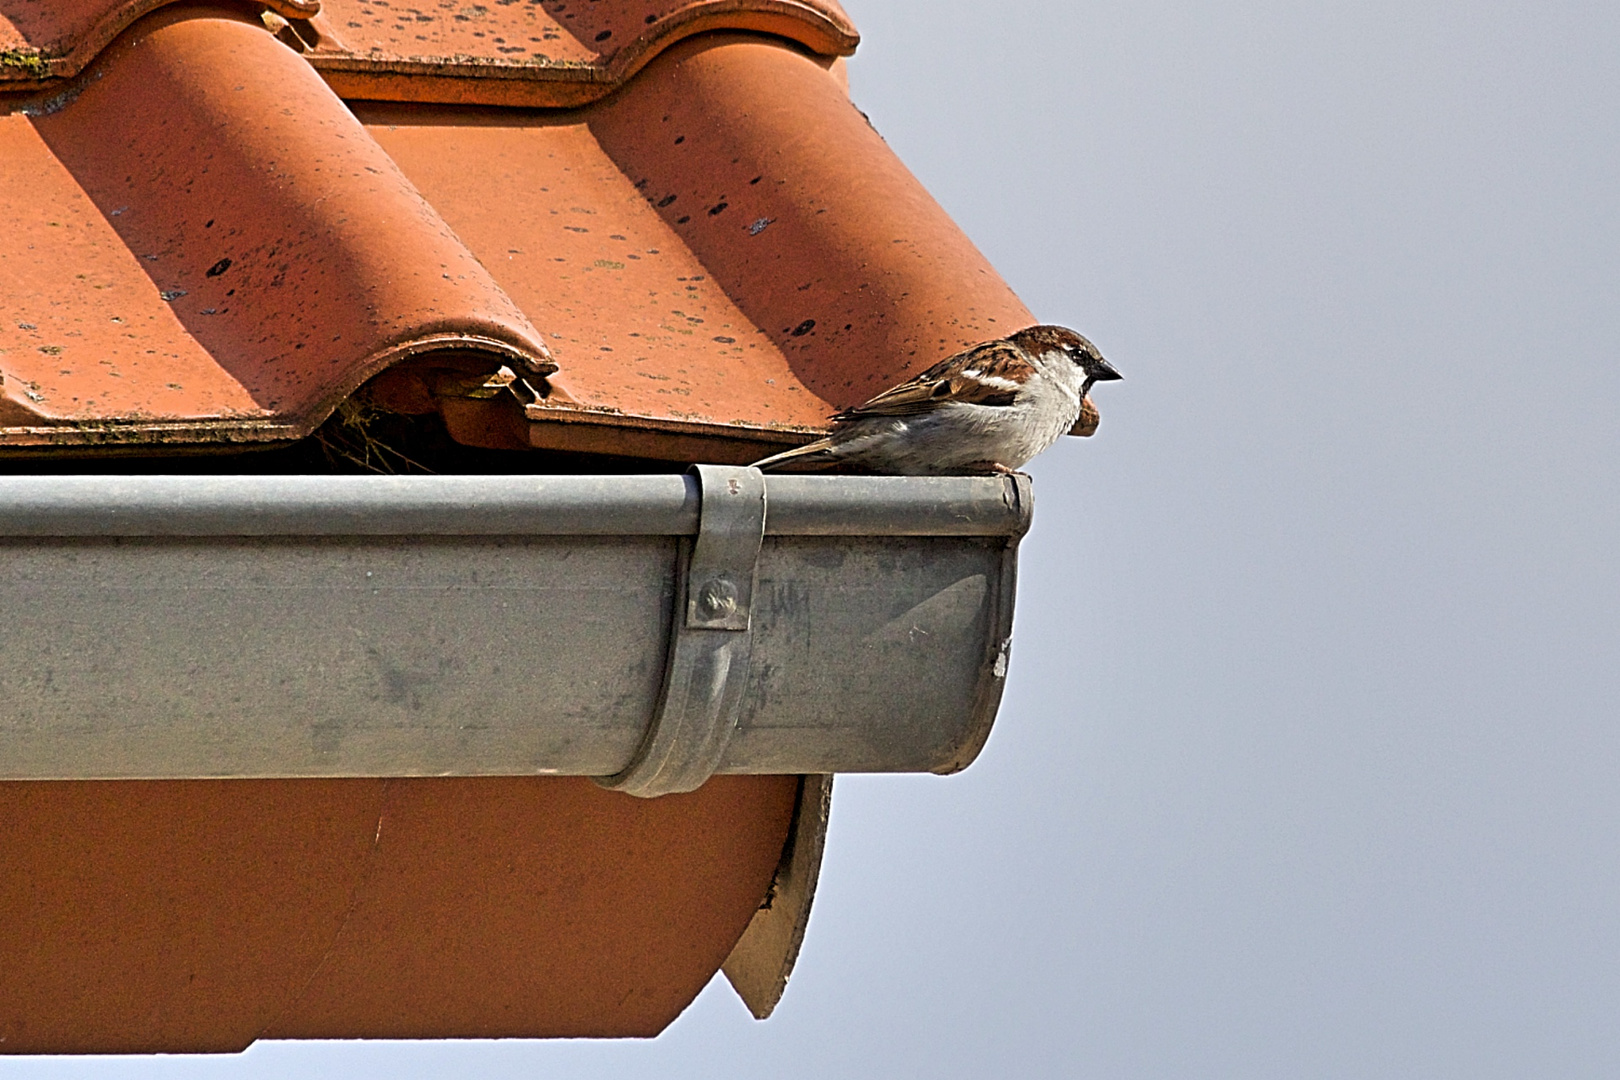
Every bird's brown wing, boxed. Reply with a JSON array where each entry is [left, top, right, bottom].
[[831, 340, 1030, 420]]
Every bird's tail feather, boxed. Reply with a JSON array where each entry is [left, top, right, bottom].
[[750, 438, 836, 471]]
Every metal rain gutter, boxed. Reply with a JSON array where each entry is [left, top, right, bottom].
[[0, 468, 1030, 793]]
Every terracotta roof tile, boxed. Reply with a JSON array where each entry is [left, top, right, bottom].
[[297, 0, 857, 107], [366, 35, 1035, 460], [0, 1, 1033, 462], [0, 0, 319, 82], [2, 8, 551, 448], [1, 0, 856, 103]]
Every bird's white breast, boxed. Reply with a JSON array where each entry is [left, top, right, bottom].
[[972, 349, 1085, 466]]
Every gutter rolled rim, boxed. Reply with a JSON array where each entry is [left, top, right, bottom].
[[0, 471, 1031, 538]]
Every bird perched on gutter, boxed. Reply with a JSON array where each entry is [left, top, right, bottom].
[[750, 324, 1122, 475]]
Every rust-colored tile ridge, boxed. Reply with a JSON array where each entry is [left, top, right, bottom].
[[0, 7, 553, 449], [289, 0, 858, 108], [2, 0, 856, 108], [0, 0, 318, 87]]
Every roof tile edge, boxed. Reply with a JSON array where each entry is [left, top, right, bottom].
[[0, 1, 321, 88], [0, 0, 857, 106], [307, 2, 857, 108]]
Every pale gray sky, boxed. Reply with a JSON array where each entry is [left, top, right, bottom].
[[10, 1, 1620, 1076]]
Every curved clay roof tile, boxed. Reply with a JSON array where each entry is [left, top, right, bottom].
[[0, 8, 553, 447], [0, 0, 857, 106], [1, 1, 1040, 462], [0, 0, 318, 82]]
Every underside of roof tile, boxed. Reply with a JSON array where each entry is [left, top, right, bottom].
[[0, 775, 800, 1051]]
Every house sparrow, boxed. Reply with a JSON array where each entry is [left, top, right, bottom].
[[750, 324, 1121, 475]]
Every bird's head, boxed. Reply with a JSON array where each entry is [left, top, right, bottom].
[[1011, 324, 1123, 389]]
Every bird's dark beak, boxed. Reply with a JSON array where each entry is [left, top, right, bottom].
[[1090, 358, 1123, 381]]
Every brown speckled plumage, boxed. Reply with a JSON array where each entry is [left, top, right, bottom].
[[751, 324, 1121, 475]]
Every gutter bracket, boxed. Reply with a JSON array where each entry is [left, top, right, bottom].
[[597, 465, 766, 798]]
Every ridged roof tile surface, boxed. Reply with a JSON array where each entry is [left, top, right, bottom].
[[0, 0, 1033, 458]]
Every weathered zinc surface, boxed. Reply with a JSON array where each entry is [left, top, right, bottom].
[[0, 0, 1033, 456], [0, 472, 1025, 781]]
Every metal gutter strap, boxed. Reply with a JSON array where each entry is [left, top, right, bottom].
[[598, 465, 766, 798]]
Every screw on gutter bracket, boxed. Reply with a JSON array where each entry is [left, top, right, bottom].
[[696, 577, 738, 619], [681, 465, 764, 632]]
